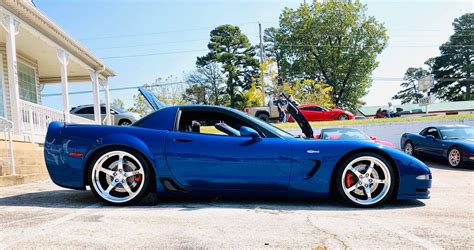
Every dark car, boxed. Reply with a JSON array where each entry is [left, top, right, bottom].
[[401, 125, 474, 168]]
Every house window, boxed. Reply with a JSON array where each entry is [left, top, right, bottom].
[[18, 62, 37, 103]]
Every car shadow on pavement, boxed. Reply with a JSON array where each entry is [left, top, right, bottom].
[[0, 189, 425, 211], [424, 160, 474, 172]]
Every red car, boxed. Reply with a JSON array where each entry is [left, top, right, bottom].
[[315, 128, 396, 149], [288, 104, 354, 122]]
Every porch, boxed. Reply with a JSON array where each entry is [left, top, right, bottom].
[[0, 0, 116, 142]]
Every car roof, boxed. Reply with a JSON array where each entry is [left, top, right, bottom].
[[436, 125, 470, 128]]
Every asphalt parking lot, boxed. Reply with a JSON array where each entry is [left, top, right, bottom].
[[0, 161, 472, 249]]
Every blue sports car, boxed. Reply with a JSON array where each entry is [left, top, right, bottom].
[[401, 125, 474, 168], [44, 89, 431, 207]]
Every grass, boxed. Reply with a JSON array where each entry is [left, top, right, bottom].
[[274, 114, 474, 130]]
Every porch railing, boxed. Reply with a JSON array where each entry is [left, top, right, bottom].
[[19, 100, 95, 142], [0, 117, 15, 176]]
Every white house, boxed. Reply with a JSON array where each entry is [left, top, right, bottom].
[[0, 0, 115, 141]]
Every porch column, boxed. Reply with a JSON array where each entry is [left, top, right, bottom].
[[102, 78, 112, 125], [89, 71, 101, 124], [1, 14, 20, 134], [57, 49, 70, 122]]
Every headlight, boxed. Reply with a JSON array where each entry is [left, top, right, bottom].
[[416, 174, 431, 180]]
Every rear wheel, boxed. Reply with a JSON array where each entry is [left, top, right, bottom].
[[338, 114, 349, 120], [447, 147, 462, 168], [88, 148, 150, 205], [335, 153, 395, 207], [118, 119, 132, 126], [256, 113, 270, 122]]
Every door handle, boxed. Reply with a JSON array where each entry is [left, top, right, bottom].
[[175, 137, 193, 143]]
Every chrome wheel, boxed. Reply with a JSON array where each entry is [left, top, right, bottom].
[[91, 151, 145, 204], [448, 148, 461, 167], [341, 156, 392, 206], [338, 114, 349, 120], [404, 142, 413, 155]]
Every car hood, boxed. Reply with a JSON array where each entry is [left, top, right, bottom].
[[282, 93, 313, 138], [139, 87, 167, 111]]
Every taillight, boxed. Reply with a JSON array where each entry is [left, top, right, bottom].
[[244, 108, 249, 113]]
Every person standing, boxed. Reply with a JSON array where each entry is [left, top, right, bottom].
[[276, 95, 287, 123]]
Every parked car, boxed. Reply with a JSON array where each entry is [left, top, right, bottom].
[[288, 104, 354, 122], [316, 128, 396, 148], [244, 101, 280, 122], [401, 125, 474, 168], [70, 104, 141, 126], [44, 89, 431, 207]]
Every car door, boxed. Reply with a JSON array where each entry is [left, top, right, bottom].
[[300, 106, 323, 121], [418, 127, 443, 156], [165, 109, 292, 191]]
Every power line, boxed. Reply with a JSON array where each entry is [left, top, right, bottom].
[[41, 81, 187, 97], [78, 22, 258, 41], [100, 49, 208, 60]]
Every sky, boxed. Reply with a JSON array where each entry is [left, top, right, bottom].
[[35, 0, 473, 110]]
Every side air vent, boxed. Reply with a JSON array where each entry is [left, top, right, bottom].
[[304, 160, 321, 180]]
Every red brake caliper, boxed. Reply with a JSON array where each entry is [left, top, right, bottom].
[[345, 172, 356, 188], [134, 175, 142, 183]]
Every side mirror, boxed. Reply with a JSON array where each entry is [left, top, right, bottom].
[[370, 136, 377, 141], [240, 126, 261, 140]]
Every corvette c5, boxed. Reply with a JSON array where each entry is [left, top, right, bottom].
[[44, 89, 431, 207]]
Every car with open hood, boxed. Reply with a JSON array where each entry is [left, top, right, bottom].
[[44, 89, 431, 207]]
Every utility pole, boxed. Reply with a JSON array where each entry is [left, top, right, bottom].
[[258, 22, 266, 106], [258, 22, 264, 64]]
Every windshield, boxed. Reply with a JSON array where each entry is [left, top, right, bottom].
[[111, 105, 125, 113], [439, 127, 474, 140], [321, 128, 370, 140], [235, 109, 295, 138]]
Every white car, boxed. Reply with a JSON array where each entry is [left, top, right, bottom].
[[70, 104, 141, 126]]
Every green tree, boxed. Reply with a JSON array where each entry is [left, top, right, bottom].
[[111, 98, 125, 109], [271, 0, 388, 110], [183, 63, 226, 105], [431, 13, 473, 101], [392, 67, 428, 104], [279, 79, 335, 108], [197, 24, 259, 108]]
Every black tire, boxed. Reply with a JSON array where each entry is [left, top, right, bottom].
[[403, 141, 415, 156], [334, 152, 395, 207], [88, 147, 151, 206], [338, 114, 349, 120], [118, 119, 132, 126], [447, 147, 462, 168], [256, 113, 270, 122]]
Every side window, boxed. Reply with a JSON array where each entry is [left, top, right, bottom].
[[177, 110, 262, 137], [75, 107, 94, 114], [100, 106, 107, 114], [302, 106, 322, 111], [425, 128, 440, 139]]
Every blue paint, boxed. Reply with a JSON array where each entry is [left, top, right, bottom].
[[45, 104, 432, 202]]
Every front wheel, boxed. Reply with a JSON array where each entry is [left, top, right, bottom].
[[88, 148, 150, 205], [335, 153, 395, 207], [447, 147, 462, 168], [338, 114, 349, 120], [404, 141, 414, 156]]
